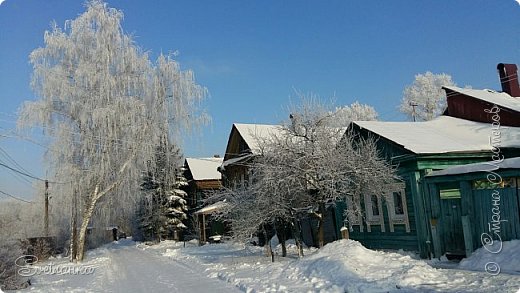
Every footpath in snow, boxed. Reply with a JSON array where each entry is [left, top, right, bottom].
[[16, 238, 520, 293], [17, 239, 240, 293]]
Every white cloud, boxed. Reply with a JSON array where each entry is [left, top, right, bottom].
[[516, 0, 520, 6], [0, 0, 5, 6]]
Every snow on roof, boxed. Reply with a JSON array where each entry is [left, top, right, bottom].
[[427, 157, 520, 177], [233, 123, 346, 154], [443, 86, 520, 112], [185, 157, 223, 181], [219, 153, 254, 171], [233, 123, 284, 154], [193, 200, 228, 215], [353, 116, 520, 154]]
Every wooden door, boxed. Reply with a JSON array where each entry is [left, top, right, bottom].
[[441, 198, 465, 255]]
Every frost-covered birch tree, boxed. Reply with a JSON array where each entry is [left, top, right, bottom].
[[399, 72, 455, 121], [17, 0, 207, 261], [329, 101, 378, 126]]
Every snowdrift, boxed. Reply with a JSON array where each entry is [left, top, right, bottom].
[[459, 240, 520, 275]]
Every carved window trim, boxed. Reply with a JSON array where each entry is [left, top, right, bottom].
[[345, 195, 364, 232], [384, 184, 410, 233], [364, 194, 385, 232], [473, 177, 517, 190]]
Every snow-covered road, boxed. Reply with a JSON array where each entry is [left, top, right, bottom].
[[22, 240, 241, 293], [95, 241, 241, 293]]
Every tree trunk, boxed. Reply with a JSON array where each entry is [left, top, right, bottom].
[[74, 178, 124, 261], [291, 218, 304, 257], [262, 224, 274, 262], [69, 187, 78, 262], [275, 219, 287, 257], [317, 201, 326, 248], [280, 234, 287, 257], [76, 197, 99, 261]]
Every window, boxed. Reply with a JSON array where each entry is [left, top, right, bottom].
[[393, 192, 404, 215], [364, 194, 384, 232], [345, 195, 364, 232], [371, 195, 380, 216], [365, 194, 381, 221], [384, 185, 410, 233], [439, 188, 461, 199]]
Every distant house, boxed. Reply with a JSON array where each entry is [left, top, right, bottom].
[[219, 123, 342, 247], [183, 157, 224, 242], [219, 123, 283, 186], [343, 63, 520, 258], [184, 157, 223, 209]]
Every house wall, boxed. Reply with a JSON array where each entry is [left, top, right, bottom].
[[222, 164, 250, 188], [346, 173, 419, 251], [445, 91, 520, 127], [337, 138, 502, 257]]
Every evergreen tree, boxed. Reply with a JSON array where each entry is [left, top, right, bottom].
[[138, 145, 188, 241], [138, 173, 162, 241], [159, 168, 188, 240]]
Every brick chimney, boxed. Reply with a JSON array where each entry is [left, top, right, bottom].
[[497, 63, 520, 97]]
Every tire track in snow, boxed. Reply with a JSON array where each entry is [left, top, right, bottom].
[[98, 243, 241, 293]]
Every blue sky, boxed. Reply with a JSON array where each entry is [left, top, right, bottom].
[[1, 0, 519, 201]]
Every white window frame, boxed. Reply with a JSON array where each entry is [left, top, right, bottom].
[[384, 184, 410, 233], [345, 195, 364, 232], [364, 194, 385, 232]]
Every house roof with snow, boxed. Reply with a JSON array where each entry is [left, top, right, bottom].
[[193, 200, 228, 215], [184, 157, 223, 181], [233, 123, 284, 154], [427, 157, 520, 177], [223, 123, 284, 162], [352, 115, 520, 154], [443, 86, 520, 113]]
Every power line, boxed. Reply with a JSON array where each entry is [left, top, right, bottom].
[[0, 162, 68, 184], [0, 162, 44, 181], [0, 158, 34, 187], [0, 146, 34, 178], [0, 189, 33, 203]]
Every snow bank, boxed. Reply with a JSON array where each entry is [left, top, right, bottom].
[[154, 239, 520, 292], [24, 238, 520, 292], [459, 240, 520, 275], [290, 240, 438, 292]]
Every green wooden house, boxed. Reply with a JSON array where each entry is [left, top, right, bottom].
[[340, 74, 520, 258], [424, 158, 520, 258]]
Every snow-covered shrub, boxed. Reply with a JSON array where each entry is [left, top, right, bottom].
[[0, 240, 30, 290]]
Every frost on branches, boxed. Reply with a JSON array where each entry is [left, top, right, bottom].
[[216, 97, 397, 257], [329, 101, 378, 126], [17, 0, 207, 261], [399, 72, 456, 121]]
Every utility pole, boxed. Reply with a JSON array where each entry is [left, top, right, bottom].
[[70, 185, 78, 262], [44, 179, 49, 237], [410, 101, 418, 122]]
